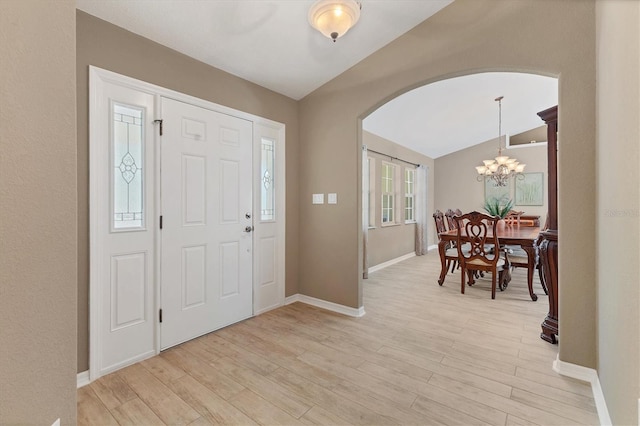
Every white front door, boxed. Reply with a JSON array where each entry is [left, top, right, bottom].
[[160, 97, 254, 350], [90, 67, 285, 381]]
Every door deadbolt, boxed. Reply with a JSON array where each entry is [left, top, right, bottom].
[[245, 213, 251, 219], [245, 226, 254, 233]]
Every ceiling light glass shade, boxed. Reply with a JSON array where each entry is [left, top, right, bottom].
[[476, 96, 526, 187], [308, 0, 361, 42]]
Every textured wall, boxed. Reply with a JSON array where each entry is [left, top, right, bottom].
[[0, 1, 78, 423], [596, 0, 640, 423], [76, 11, 300, 372], [363, 131, 435, 267], [299, 0, 597, 367], [435, 137, 548, 219]]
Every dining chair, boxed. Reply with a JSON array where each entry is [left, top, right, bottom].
[[505, 217, 549, 298], [504, 209, 524, 226], [433, 210, 459, 276], [445, 209, 477, 276], [454, 211, 509, 299]]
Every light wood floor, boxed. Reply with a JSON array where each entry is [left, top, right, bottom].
[[78, 250, 599, 425]]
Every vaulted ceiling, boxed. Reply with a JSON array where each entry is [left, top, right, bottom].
[[76, 1, 557, 158]]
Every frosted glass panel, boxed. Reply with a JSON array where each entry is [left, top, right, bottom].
[[261, 138, 275, 221], [113, 103, 144, 229]]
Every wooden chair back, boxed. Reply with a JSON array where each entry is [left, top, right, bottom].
[[454, 211, 501, 268], [445, 209, 458, 231], [433, 210, 447, 234]]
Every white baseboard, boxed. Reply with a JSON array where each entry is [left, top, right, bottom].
[[553, 355, 612, 426], [77, 370, 90, 388], [369, 252, 416, 273], [285, 294, 365, 317]]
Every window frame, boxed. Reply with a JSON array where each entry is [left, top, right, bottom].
[[404, 168, 416, 224], [381, 161, 397, 226]]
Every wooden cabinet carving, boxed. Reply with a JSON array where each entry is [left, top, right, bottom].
[[537, 105, 558, 344]]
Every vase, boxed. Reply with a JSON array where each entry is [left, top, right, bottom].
[[496, 219, 506, 231]]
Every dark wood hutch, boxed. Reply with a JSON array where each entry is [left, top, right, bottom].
[[537, 105, 559, 344]]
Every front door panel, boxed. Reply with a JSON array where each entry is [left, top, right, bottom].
[[160, 97, 253, 350]]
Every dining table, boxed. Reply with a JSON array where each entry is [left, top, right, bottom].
[[437, 225, 542, 301]]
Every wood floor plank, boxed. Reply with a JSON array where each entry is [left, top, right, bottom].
[[378, 345, 513, 398], [116, 363, 201, 425], [441, 354, 597, 411], [297, 350, 418, 407], [166, 374, 257, 425], [210, 358, 312, 418], [414, 381, 508, 425], [268, 367, 396, 425], [160, 346, 245, 401], [140, 353, 187, 385], [298, 405, 351, 425], [411, 394, 494, 426], [427, 373, 585, 426], [178, 338, 226, 363], [110, 398, 166, 426], [510, 388, 599, 424], [198, 332, 281, 375], [515, 365, 595, 399], [77, 385, 119, 426], [356, 360, 434, 395], [88, 372, 137, 410], [228, 388, 303, 425], [215, 325, 345, 389], [330, 379, 432, 424], [110, 398, 165, 426], [506, 413, 542, 425]]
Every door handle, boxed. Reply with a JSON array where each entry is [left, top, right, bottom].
[[245, 226, 254, 233]]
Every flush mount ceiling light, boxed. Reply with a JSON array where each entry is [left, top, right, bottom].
[[308, 0, 361, 42]]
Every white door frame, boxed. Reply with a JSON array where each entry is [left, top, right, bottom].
[[89, 66, 285, 381]]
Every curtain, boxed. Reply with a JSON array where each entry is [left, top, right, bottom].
[[415, 165, 429, 256], [362, 145, 369, 279]]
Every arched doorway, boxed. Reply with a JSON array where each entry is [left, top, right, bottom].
[[359, 71, 558, 320]]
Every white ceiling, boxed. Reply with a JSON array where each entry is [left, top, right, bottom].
[[76, 1, 557, 159], [363, 72, 558, 158], [76, 0, 452, 100]]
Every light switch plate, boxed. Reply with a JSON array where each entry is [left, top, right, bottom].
[[328, 193, 337, 204], [312, 193, 324, 204]]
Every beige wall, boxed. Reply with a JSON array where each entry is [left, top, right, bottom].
[[299, 0, 597, 367], [76, 11, 300, 372], [435, 137, 548, 219], [363, 131, 435, 267], [0, 1, 78, 424], [596, 0, 640, 424]]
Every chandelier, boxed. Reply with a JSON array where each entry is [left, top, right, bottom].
[[308, 0, 361, 42], [475, 96, 525, 187]]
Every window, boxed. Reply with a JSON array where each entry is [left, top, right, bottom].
[[367, 157, 376, 227], [405, 168, 415, 223], [112, 102, 144, 230], [381, 162, 395, 224], [260, 137, 275, 221]]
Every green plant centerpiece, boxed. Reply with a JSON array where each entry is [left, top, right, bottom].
[[483, 196, 514, 219]]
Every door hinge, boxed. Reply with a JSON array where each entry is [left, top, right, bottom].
[[153, 119, 163, 136], [159, 215, 163, 229], [159, 308, 163, 323]]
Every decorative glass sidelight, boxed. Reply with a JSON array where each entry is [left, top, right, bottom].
[[260, 137, 275, 221], [113, 103, 144, 229]]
